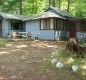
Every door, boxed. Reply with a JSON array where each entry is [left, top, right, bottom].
[[0, 20, 2, 36], [69, 21, 76, 38]]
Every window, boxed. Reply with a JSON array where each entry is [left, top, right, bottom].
[[81, 21, 86, 31], [40, 18, 50, 30], [40, 18, 54, 30], [11, 20, 23, 30], [54, 18, 64, 30]]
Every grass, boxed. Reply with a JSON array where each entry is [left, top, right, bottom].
[[0, 39, 6, 46], [38, 49, 86, 80]]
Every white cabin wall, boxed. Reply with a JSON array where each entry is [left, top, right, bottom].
[[66, 31, 69, 38], [8, 20, 11, 34], [26, 20, 55, 40], [2, 19, 10, 37], [55, 30, 67, 40], [76, 21, 84, 40], [77, 32, 86, 40]]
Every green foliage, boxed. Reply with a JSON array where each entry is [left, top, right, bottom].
[[0, 39, 5, 46], [0, 0, 86, 18], [40, 49, 86, 80]]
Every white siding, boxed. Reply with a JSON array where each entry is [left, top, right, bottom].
[[76, 32, 86, 40], [39, 30, 54, 40], [2, 19, 10, 37], [26, 20, 40, 34], [2, 19, 26, 37], [76, 32, 81, 40], [67, 31, 69, 38], [55, 30, 67, 40], [26, 20, 54, 40], [8, 20, 11, 34]]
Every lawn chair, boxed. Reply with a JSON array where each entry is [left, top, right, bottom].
[[11, 31, 18, 39], [35, 33, 40, 40]]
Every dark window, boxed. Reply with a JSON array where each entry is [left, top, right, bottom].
[[54, 18, 64, 30], [11, 20, 23, 30], [81, 21, 86, 31], [40, 18, 50, 30]]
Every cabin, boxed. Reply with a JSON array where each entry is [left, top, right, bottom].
[[25, 6, 86, 40], [0, 12, 29, 37], [0, 6, 86, 41]]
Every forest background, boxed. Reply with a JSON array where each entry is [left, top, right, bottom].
[[0, 0, 86, 18]]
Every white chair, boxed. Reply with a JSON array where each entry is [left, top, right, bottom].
[[11, 31, 18, 39], [27, 31, 32, 40], [35, 33, 40, 40]]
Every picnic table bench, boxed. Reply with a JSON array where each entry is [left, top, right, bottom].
[[17, 32, 28, 39], [7, 31, 40, 40]]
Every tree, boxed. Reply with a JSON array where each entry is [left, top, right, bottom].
[[0, 0, 86, 18], [53, 0, 55, 7], [67, 0, 70, 12], [58, 0, 61, 9], [49, 0, 51, 6], [49, 0, 55, 7], [19, 0, 23, 14]]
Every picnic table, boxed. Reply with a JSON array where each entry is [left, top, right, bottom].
[[17, 32, 27, 38], [7, 31, 40, 40]]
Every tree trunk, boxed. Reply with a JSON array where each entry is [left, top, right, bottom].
[[67, 0, 70, 12], [49, 0, 51, 6], [19, 0, 22, 15], [53, 0, 55, 7], [58, 0, 61, 9], [36, 0, 38, 14], [49, 0, 55, 7]]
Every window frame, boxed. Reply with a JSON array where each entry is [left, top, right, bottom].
[[54, 18, 65, 30], [81, 21, 86, 31], [11, 20, 23, 30], [40, 18, 53, 30]]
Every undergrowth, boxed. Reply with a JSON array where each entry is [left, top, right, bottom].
[[38, 49, 86, 80]]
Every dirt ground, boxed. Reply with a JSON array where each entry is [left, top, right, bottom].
[[0, 40, 65, 80]]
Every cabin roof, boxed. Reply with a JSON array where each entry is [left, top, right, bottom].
[[45, 6, 71, 17], [0, 6, 80, 21], [25, 6, 79, 21], [46, 6, 80, 20], [0, 12, 30, 21], [25, 11, 65, 21]]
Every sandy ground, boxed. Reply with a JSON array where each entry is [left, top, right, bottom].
[[0, 40, 65, 80]]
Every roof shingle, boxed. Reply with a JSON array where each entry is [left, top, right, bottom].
[[0, 12, 30, 21]]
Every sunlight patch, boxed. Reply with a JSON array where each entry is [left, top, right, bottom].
[[66, 58, 74, 64], [0, 77, 4, 79], [47, 45, 57, 48], [16, 45, 28, 48], [1, 47, 7, 50], [31, 44, 45, 48], [51, 51, 59, 58], [10, 49, 20, 52], [51, 51, 59, 55], [82, 65, 86, 70], [0, 51, 8, 54], [11, 76, 17, 79], [82, 71, 86, 76], [31, 42, 58, 48], [5, 44, 13, 47]]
